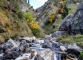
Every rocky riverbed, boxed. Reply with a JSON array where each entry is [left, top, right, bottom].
[[0, 35, 82, 60]]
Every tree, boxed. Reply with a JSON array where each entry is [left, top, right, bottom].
[[28, 0, 30, 4], [62, 4, 69, 19]]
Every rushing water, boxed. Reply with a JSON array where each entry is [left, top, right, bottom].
[[15, 42, 58, 60]]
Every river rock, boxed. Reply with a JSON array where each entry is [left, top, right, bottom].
[[4, 49, 20, 59], [68, 43, 82, 51], [29, 51, 37, 59], [62, 54, 78, 60], [60, 46, 67, 52], [52, 31, 67, 37], [34, 54, 44, 60], [66, 54, 78, 60], [42, 39, 52, 48], [15, 53, 30, 60], [67, 49, 80, 57], [36, 49, 54, 60]]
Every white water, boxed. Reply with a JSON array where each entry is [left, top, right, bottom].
[[54, 53, 57, 60], [16, 52, 37, 60]]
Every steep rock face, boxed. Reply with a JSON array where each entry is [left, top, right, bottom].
[[35, 0, 56, 26], [59, 2, 83, 35]]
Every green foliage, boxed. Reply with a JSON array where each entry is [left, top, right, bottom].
[[79, 51, 83, 58], [57, 34, 83, 46], [62, 4, 69, 19], [17, 11, 24, 19], [24, 12, 44, 38], [24, 12, 34, 22], [32, 28, 40, 38]]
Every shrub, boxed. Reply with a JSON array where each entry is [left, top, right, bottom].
[[29, 21, 39, 29], [24, 12, 34, 22], [48, 12, 57, 23], [17, 11, 24, 19], [24, 12, 43, 37], [29, 21, 41, 38], [62, 4, 69, 19], [32, 28, 40, 38], [79, 51, 83, 58], [58, 8, 63, 14]]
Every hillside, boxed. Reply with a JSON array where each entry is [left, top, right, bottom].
[[0, 0, 45, 43]]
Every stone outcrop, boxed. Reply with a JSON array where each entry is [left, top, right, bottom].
[[58, 2, 83, 35]]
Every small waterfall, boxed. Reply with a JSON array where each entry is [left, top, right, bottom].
[[54, 53, 57, 60]]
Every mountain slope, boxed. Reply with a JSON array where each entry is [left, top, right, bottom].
[[0, 0, 45, 43]]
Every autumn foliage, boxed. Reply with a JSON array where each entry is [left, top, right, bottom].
[[49, 12, 57, 23]]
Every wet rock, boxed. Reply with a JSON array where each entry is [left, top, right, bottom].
[[19, 42, 30, 54], [34, 54, 44, 60], [60, 46, 67, 52], [68, 43, 82, 51], [45, 35, 52, 40], [29, 51, 37, 59], [42, 39, 52, 48], [25, 44, 30, 53], [4, 49, 20, 59], [42, 45, 49, 48], [67, 54, 78, 60], [66, 49, 80, 57], [0, 56, 6, 60], [8, 38, 18, 47], [36, 49, 54, 60], [15, 54, 29, 60], [52, 31, 67, 37], [61, 54, 78, 60]]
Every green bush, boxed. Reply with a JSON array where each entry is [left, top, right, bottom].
[[32, 28, 40, 38], [62, 5, 69, 19], [24, 12, 34, 22], [17, 11, 24, 19], [79, 51, 83, 58]]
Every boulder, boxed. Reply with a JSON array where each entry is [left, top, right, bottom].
[[68, 43, 82, 51], [34, 54, 44, 60], [61, 54, 78, 60], [66, 49, 80, 57], [8, 38, 18, 47], [29, 51, 37, 59], [60, 46, 67, 52], [35, 49, 54, 60], [52, 31, 67, 37], [4, 49, 20, 59], [42, 39, 52, 48]]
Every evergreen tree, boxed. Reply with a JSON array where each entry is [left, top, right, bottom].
[[62, 4, 69, 19]]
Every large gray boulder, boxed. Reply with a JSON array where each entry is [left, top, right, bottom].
[[59, 2, 83, 35], [42, 39, 52, 48], [35, 49, 54, 60]]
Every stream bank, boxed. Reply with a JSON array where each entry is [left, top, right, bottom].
[[0, 35, 82, 60]]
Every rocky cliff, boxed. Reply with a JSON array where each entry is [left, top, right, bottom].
[[35, 0, 56, 27], [59, 2, 83, 35]]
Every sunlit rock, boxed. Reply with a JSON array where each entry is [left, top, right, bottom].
[[60, 46, 67, 52]]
